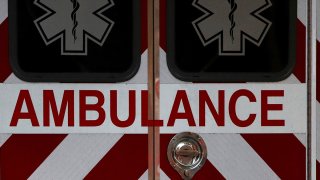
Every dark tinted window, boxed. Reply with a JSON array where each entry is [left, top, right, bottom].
[[167, 0, 296, 82], [9, 0, 141, 82]]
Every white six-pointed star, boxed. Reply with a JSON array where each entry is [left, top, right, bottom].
[[192, 0, 272, 56], [34, 0, 114, 56]]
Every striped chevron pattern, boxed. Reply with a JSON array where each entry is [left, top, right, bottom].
[[0, 0, 315, 179]]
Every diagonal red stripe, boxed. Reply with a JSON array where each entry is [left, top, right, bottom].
[[0, 19, 12, 83], [160, 134, 225, 180], [238, 20, 307, 180], [241, 134, 306, 180], [193, 160, 226, 180], [84, 134, 148, 180], [160, 134, 182, 179], [317, 40, 320, 179], [317, 161, 320, 180], [293, 20, 306, 83], [0, 134, 67, 179]]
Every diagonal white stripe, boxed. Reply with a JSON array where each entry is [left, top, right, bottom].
[[202, 134, 280, 180], [28, 134, 123, 180], [4, 74, 26, 84], [250, 73, 308, 146], [160, 43, 307, 177], [0, 0, 25, 147], [0, 55, 17, 149], [139, 169, 170, 180], [281, 75, 308, 147], [0, 74, 16, 148], [138, 170, 148, 180], [0, 0, 7, 25], [277, 75, 308, 147], [0, 73, 23, 147], [3, 51, 147, 84], [295, 133, 307, 147], [298, 0, 307, 26], [160, 169, 170, 180], [279, 74, 304, 84], [297, 0, 307, 26], [161, 45, 307, 145]]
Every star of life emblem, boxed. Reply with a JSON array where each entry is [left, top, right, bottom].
[[34, 0, 114, 56], [192, 0, 272, 56]]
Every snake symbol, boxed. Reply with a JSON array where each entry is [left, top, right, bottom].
[[70, 0, 80, 42], [227, 0, 237, 42]]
